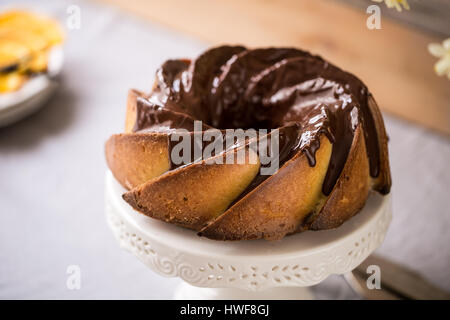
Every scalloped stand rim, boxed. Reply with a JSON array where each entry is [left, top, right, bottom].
[[105, 170, 392, 299]]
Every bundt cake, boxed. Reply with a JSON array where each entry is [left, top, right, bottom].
[[105, 45, 391, 241], [0, 10, 64, 93]]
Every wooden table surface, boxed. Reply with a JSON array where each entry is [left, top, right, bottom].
[[99, 0, 450, 135]]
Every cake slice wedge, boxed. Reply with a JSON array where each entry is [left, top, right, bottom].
[[307, 125, 370, 230], [105, 132, 169, 190], [199, 135, 332, 240], [122, 146, 261, 231]]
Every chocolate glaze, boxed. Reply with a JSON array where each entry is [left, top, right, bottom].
[[133, 46, 390, 196]]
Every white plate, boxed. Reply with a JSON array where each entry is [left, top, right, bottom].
[[0, 46, 63, 127]]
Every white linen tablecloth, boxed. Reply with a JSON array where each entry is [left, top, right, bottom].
[[0, 0, 449, 299]]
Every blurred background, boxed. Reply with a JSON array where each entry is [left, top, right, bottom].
[[0, 0, 449, 299]]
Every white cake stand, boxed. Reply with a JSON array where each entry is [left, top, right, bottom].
[[105, 170, 392, 300]]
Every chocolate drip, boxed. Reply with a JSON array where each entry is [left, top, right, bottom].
[[133, 46, 390, 196], [134, 97, 212, 133]]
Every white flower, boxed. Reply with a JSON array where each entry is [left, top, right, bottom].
[[428, 39, 450, 79], [372, 0, 410, 12]]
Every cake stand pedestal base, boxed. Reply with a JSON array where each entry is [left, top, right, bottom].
[[105, 170, 392, 300], [174, 282, 314, 300]]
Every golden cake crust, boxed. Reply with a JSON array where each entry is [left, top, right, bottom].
[[199, 135, 332, 240], [308, 126, 370, 230], [122, 146, 260, 230], [105, 132, 169, 190]]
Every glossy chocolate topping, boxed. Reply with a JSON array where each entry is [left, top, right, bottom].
[[133, 46, 390, 196]]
